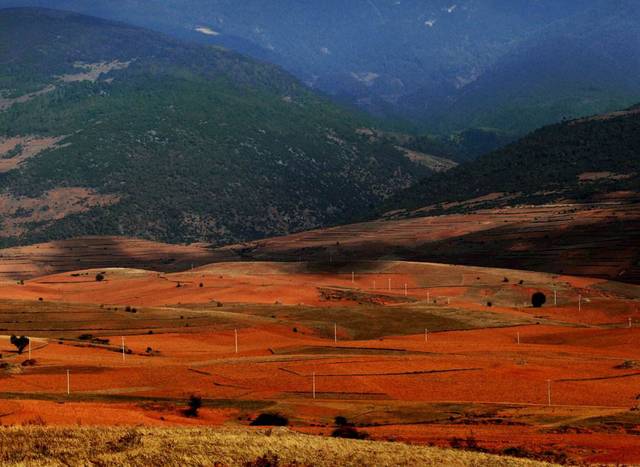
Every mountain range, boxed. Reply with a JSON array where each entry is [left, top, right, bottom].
[[1, 0, 639, 140]]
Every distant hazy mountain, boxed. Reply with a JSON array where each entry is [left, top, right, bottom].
[[0, 8, 429, 247], [389, 104, 640, 214], [1, 0, 638, 138]]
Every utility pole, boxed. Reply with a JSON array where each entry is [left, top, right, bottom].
[[547, 380, 552, 407], [235, 329, 238, 354], [67, 370, 70, 395], [121, 336, 126, 362], [425, 328, 428, 343], [334, 323, 337, 344], [312, 372, 316, 399]]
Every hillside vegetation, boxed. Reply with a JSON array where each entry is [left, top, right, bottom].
[[391, 106, 640, 214], [0, 8, 429, 247], [0, 426, 554, 466]]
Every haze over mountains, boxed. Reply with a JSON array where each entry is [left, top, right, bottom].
[[2, 0, 640, 140]]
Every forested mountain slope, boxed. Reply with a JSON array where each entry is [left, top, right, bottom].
[[0, 8, 429, 247]]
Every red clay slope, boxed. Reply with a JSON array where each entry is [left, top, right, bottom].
[[214, 199, 640, 284]]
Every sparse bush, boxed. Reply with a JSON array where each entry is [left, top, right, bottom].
[[486, 301, 492, 307], [10, 335, 29, 354], [531, 292, 546, 308], [96, 273, 105, 282], [331, 425, 369, 440], [449, 436, 483, 452], [184, 395, 202, 417], [199, 283, 204, 288], [21, 359, 36, 366], [502, 277, 509, 283], [78, 334, 93, 341], [250, 413, 289, 426]]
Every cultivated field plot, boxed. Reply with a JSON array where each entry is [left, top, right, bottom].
[[0, 261, 638, 464]]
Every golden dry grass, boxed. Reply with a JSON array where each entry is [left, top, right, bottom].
[[0, 426, 555, 466]]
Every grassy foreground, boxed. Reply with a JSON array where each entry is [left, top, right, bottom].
[[0, 427, 554, 466]]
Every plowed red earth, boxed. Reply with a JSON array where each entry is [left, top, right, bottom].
[[0, 259, 638, 464]]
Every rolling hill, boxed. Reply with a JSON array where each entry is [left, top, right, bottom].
[[0, 8, 431, 248], [197, 106, 640, 284]]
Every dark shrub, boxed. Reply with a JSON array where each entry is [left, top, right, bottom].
[[250, 413, 289, 426], [10, 335, 29, 354], [334, 416, 348, 426], [95, 273, 105, 282], [331, 426, 369, 440], [531, 292, 547, 308], [184, 395, 202, 417]]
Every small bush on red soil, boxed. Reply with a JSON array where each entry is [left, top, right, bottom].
[[10, 335, 29, 354], [531, 292, 546, 308], [334, 416, 348, 426], [250, 413, 289, 426], [21, 359, 36, 366], [95, 273, 105, 282], [184, 395, 202, 417]]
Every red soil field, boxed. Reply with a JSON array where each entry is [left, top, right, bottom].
[[0, 259, 638, 463]]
